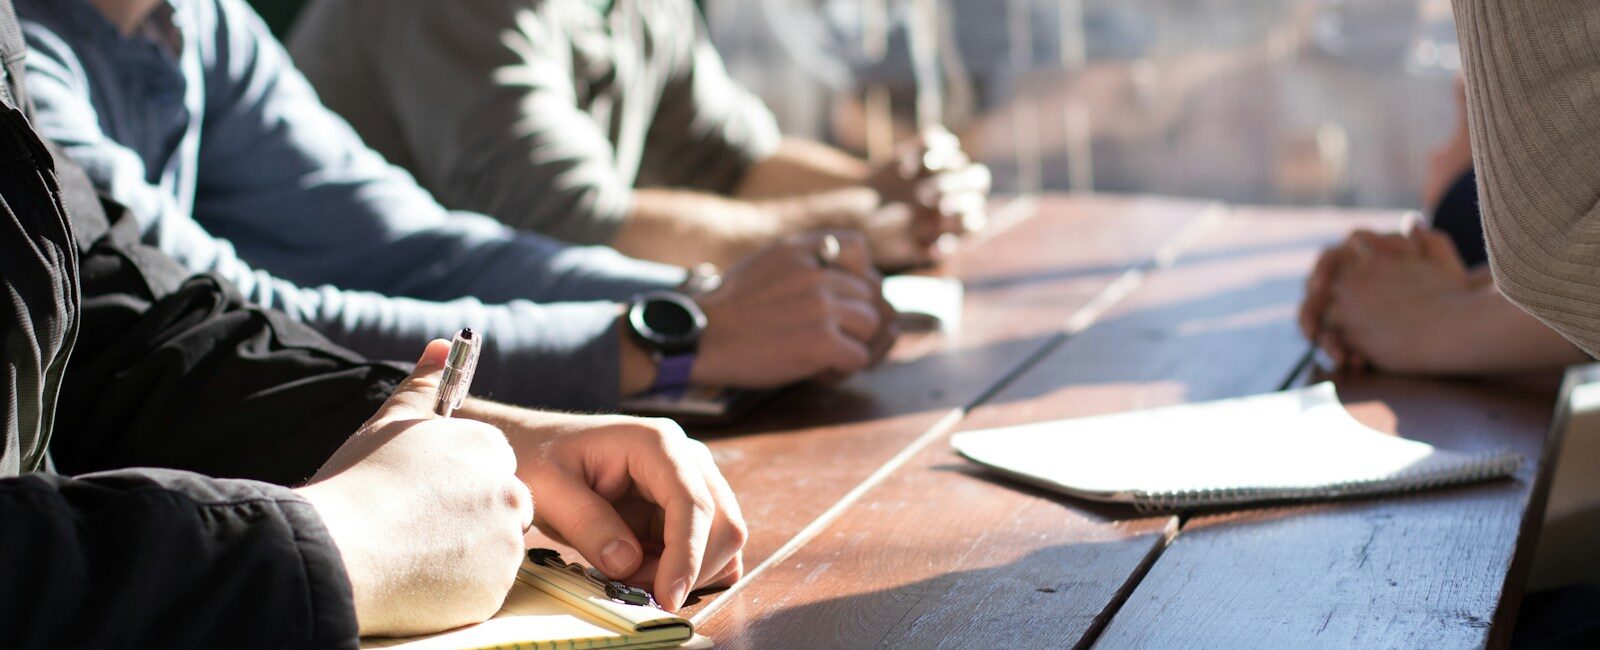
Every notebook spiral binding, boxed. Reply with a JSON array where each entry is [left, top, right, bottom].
[[1129, 448, 1524, 513]]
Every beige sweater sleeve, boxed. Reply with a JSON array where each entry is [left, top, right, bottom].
[[1453, 0, 1600, 358]]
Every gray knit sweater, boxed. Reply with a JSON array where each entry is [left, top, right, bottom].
[[1456, 0, 1600, 357]]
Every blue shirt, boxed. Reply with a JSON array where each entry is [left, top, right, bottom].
[[17, 0, 686, 411]]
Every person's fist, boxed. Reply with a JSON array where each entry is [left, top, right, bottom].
[[1300, 226, 1470, 373], [693, 231, 898, 388], [866, 127, 992, 269], [499, 412, 746, 612], [296, 340, 533, 636]]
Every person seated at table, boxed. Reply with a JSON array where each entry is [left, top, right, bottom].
[[0, 17, 741, 645], [15, 0, 896, 416], [1297, 76, 1585, 376], [1409, 0, 1600, 643], [286, 0, 993, 272]]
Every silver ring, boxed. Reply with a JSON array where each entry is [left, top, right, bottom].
[[816, 234, 842, 268]]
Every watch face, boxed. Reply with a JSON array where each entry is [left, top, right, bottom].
[[630, 291, 705, 352], [643, 299, 696, 338]]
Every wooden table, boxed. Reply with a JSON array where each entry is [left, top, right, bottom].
[[677, 195, 1561, 648]]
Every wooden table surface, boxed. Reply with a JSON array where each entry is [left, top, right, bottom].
[[674, 195, 1560, 649]]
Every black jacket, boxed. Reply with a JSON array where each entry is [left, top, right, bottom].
[[0, 0, 407, 645]]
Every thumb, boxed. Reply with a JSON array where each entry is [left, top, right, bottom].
[[532, 473, 646, 579], [374, 339, 453, 423]]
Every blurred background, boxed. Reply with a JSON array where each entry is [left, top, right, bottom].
[[704, 0, 1461, 209], [250, 0, 1461, 210]]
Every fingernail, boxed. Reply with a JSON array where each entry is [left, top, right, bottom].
[[670, 578, 690, 610], [1350, 239, 1371, 263], [600, 540, 636, 576]]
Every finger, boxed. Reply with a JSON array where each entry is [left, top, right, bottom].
[[701, 555, 744, 591], [687, 442, 746, 591], [826, 230, 874, 280], [1318, 328, 1349, 368], [1301, 248, 1342, 340], [643, 451, 717, 611], [961, 206, 989, 234], [510, 478, 536, 536], [895, 126, 967, 179], [909, 205, 948, 247], [528, 472, 646, 579], [938, 193, 985, 232], [1415, 228, 1467, 270], [1346, 232, 1382, 266], [823, 268, 878, 304], [1351, 228, 1416, 258], [922, 165, 993, 202], [824, 327, 874, 376], [371, 338, 453, 423], [867, 297, 900, 364], [921, 124, 962, 154], [829, 293, 883, 343]]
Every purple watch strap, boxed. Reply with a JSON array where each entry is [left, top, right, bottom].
[[651, 353, 696, 394]]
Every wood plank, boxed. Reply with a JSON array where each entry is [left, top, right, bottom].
[[694, 206, 1403, 647], [1094, 374, 1560, 650], [676, 194, 1219, 615]]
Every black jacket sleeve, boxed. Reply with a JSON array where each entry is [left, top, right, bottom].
[[0, 469, 358, 649], [0, 98, 362, 648], [48, 150, 410, 486], [0, 7, 383, 642]]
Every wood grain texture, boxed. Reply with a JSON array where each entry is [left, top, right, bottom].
[[1094, 375, 1560, 650], [671, 195, 1218, 618], [696, 205, 1404, 648]]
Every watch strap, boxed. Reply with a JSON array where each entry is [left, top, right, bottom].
[[650, 352, 696, 394]]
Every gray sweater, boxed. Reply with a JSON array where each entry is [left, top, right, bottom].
[[289, 0, 782, 246]]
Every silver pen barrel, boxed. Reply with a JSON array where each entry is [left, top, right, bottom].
[[434, 328, 481, 417]]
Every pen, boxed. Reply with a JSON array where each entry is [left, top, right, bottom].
[[434, 328, 481, 417]]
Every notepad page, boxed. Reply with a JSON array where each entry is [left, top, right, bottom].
[[952, 383, 1521, 509], [361, 561, 694, 650], [362, 580, 632, 650], [883, 275, 964, 332]]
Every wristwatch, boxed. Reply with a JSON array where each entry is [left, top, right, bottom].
[[627, 290, 707, 393]]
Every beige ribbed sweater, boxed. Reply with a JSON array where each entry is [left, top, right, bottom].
[[1455, 0, 1600, 357]]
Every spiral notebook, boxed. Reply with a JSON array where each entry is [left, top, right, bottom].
[[361, 550, 708, 650], [952, 383, 1522, 511]]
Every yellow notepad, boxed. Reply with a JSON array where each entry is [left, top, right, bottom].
[[361, 553, 705, 650]]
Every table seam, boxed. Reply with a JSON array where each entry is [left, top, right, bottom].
[[692, 199, 1228, 630]]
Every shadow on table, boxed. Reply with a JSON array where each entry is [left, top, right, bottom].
[[711, 540, 1159, 649], [929, 461, 1151, 523], [962, 233, 1335, 293], [692, 271, 1307, 442]]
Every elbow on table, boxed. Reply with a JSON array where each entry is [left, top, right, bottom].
[[1484, 223, 1600, 360]]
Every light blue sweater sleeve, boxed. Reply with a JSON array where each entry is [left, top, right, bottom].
[[18, 0, 685, 410]]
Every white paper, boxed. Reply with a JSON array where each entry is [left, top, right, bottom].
[[883, 275, 964, 333], [951, 383, 1520, 506]]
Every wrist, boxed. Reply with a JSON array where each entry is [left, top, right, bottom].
[[618, 309, 660, 397], [295, 483, 382, 635], [1414, 287, 1487, 372], [762, 189, 881, 234]]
